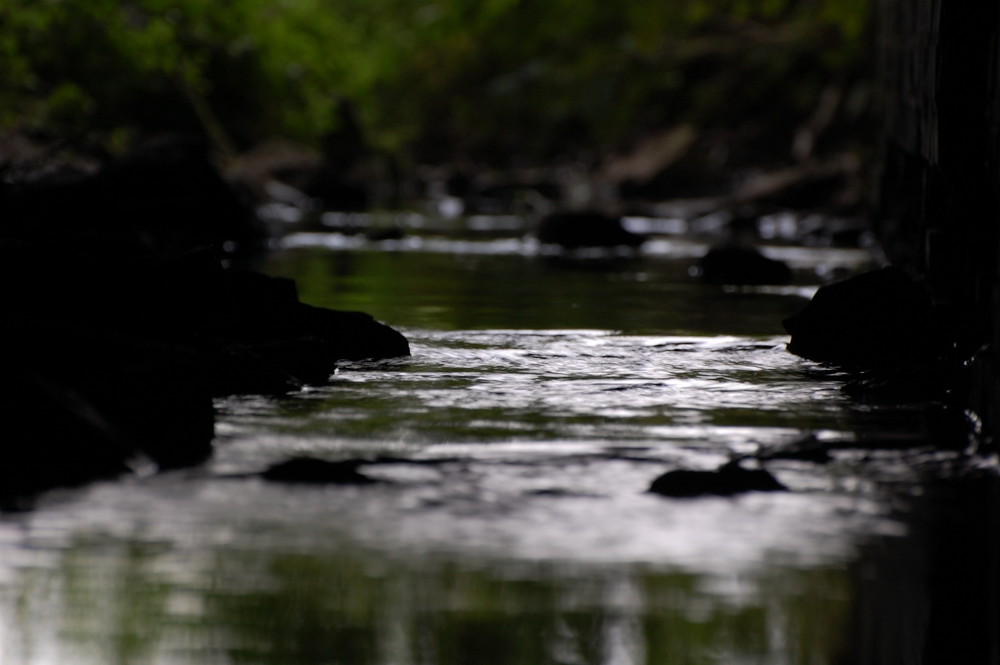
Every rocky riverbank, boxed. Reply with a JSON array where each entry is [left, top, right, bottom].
[[0, 137, 409, 508]]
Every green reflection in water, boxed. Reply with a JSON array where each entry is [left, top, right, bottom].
[[5, 535, 853, 665], [0, 244, 881, 664], [45, 535, 172, 665], [264, 248, 807, 335]]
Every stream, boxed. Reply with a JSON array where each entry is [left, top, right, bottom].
[[0, 214, 976, 664]]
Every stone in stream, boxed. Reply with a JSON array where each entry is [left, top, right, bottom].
[[696, 244, 792, 285], [535, 211, 646, 248], [1, 321, 216, 508], [648, 460, 787, 498], [261, 457, 379, 485], [783, 267, 937, 370], [1, 242, 410, 396], [0, 137, 410, 504], [209, 266, 410, 391]]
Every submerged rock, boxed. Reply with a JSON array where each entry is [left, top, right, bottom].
[[783, 267, 936, 369], [261, 457, 379, 485], [648, 460, 787, 498], [536, 211, 646, 248], [696, 244, 792, 285]]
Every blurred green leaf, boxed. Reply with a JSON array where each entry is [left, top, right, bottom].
[[0, 0, 869, 162]]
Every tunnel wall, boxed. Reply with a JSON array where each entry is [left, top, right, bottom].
[[873, 0, 1000, 450]]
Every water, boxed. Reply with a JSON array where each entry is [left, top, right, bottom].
[[0, 219, 966, 664]]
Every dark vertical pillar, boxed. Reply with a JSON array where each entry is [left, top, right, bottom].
[[874, 0, 1000, 451], [870, 3, 1000, 662]]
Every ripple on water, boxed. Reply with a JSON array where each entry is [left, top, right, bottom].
[[165, 329, 909, 571], [0, 325, 952, 665]]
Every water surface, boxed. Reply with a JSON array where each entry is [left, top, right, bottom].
[[0, 222, 953, 664]]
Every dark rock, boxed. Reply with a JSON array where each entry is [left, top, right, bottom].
[[0, 127, 411, 506], [648, 460, 787, 498], [1, 135, 266, 254], [783, 267, 937, 369], [697, 244, 792, 285], [291, 305, 411, 362], [3, 241, 409, 397], [0, 232, 408, 501], [0, 243, 227, 339], [536, 211, 646, 248], [210, 269, 410, 370], [1, 370, 133, 505], [209, 337, 334, 396], [261, 457, 378, 485], [364, 226, 405, 242], [1, 321, 215, 504]]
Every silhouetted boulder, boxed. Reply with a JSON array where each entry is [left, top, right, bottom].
[[536, 211, 646, 248], [648, 460, 786, 498], [1, 321, 215, 506], [210, 337, 336, 396], [0, 214, 408, 502], [211, 269, 411, 378], [1, 135, 266, 254], [261, 457, 378, 485], [783, 267, 937, 369], [697, 244, 792, 285], [291, 305, 411, 362]]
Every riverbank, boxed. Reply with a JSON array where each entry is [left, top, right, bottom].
[[0, 137, 409, 506]]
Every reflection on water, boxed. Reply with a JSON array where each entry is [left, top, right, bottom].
[[0, 535, 855, 665], [0, 226, 973, 664], [267, 236, 866, 335]]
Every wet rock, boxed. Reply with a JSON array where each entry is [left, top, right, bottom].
[[261, 457, 378, 485], [536, 211, 646, 248], [783, 267, 937, 369], [696, 244, 792, 285], [291, 305, 411, 362], [213, 269, 410, 372], [648, 460, 787, 498], [1, 380, 132, 512], [0, 221, 408, 501], [2, 243, 410, 397], [210, 337, 335, 396], [1, 321, 215, 505]]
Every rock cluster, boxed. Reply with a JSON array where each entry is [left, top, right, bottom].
[[0, 137, 408, 507]]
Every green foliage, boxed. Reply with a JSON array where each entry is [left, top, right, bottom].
[[0, 0, 870, 163]]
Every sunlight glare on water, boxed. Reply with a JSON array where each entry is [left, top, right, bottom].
[[201, 328, 898, 571], [0, 230, 940, 665]]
